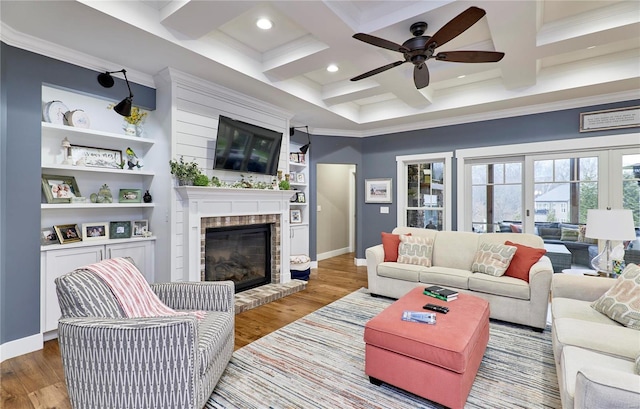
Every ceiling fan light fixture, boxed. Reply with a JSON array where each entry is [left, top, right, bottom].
[[256, 18, 273, 30]]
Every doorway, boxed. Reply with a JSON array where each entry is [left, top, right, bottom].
[[316, 164, 356, 260]]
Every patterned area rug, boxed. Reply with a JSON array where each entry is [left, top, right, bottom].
[[207, 289, 561, 409]]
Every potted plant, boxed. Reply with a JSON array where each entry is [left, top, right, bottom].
[[169, 156, 200, 186]]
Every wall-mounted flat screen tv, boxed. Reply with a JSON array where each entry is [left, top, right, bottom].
[[213, 115, 283, 176]]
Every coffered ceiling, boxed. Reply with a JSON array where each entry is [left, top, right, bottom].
[[1, 1, 638, 136]]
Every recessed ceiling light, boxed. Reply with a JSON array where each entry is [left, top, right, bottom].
[[256, 18, 273, 30], [326, 64, 339, 73], [587, 45, 596, 50], [457, 75, 466, 79]]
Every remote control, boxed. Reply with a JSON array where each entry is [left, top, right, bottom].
[[423, 303, 449, 314]]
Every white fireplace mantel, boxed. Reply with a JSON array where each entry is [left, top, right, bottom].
[[176, 186, 295, 282]]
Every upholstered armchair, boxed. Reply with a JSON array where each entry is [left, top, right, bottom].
[[55, 259, 234, 409]]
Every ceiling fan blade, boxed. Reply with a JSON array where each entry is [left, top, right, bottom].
[[413, 64, 430, 89], [353, 33, 409, 53], [426, 6, 486, 49], [435, 51, 505, 63], [351, 61, 405, 81]]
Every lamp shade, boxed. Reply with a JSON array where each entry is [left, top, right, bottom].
[[113, 97, 133, 117], [585, 209, 636, 241]]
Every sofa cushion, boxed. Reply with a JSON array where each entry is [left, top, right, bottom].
[[381, 232, 404, 262], [503, 241, 547, 282], [539, 227, 561, 240], [377, 262, 422, 282], [430, 230, 479, 270], [560, 227, 579, 242], [552, 298, 621, 326], [55, 269, 126, 319], [468, 273, 530, 300], [419, 267, 472, 290], [397, 235, 433, 267], [471, 243, 517, 277], [636, 353, 640, 375], [197, 310, 234, 376], [591, 263, 640, 329]]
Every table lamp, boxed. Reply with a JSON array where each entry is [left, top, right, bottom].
[[585, 209, 636, 276]]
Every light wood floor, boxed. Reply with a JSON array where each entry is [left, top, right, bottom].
[[1, 253, 368, 409]]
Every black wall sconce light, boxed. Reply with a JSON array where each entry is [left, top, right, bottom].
[[97, 69, 133, 117], [289, 125, 311, 154]]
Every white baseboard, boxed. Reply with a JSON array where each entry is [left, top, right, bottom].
[[354, 258, 367, 266], [0, 333, 43, 362], [317, 247, 350, 261], [311, 260, 318, 269]]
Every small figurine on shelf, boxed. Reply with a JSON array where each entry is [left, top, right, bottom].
[[126, 147, 143, 170], [61, 137, 73, 165], [143, 190, 152, 203], [90, 184, 113, 203]]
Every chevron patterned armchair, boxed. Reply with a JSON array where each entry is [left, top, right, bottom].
[[55, 260, 234, 409]]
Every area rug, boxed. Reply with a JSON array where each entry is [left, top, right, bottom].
[[206, 289, 561, 409]]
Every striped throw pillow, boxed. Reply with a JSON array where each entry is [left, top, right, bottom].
[[591, 263, 640, 329], [397, 235, 433, 267], [472, 243, 517, 276]]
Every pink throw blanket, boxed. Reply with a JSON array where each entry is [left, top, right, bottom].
[[83, 257, 205, 320]]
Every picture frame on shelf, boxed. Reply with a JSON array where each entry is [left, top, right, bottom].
[[290, 209, 302, 224], [289, 152, 300, 163], [110, 221, 132, 239], [82, 222, 109, 241], [54, 224, 82, 244], [41, 227, 60, 246], [365, 178, 393, 203], [296, 192, 306, 203], [71, 145, 122, 169], [132, 220, 149, 237], [42, 174, 81, 204], [289, 171, 297, 182], [296, 173, 305, 183], [118, 188, 143, 203]]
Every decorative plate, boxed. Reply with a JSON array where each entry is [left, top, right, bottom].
[[43, 100, 69, 124], [66, 110, 90, 128]]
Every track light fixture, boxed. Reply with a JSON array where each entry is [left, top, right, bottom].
[[289, 126, 311, 154], [97, 69, 134, 117]]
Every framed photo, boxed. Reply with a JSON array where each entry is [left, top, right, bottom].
[[289, 152, 300, 163], [580, 106, 640, 132], [365, 178, 393, 203], [42, 174, 81, 204], [70, 144, 122, 168], [296, 173, 305, 183], [296, 192, 306, 203], [82, 222, 109, 241], [54, 224, 82, 244], [110, 221, 132, 239], [41, 227, 60, 245], [289, 171, 297, 182], [118, 188, 142, 203], [132, 220, 149, 237], [290, 209, 302, 224]]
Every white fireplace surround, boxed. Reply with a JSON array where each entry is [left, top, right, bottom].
[[176, 187, 294, 283]]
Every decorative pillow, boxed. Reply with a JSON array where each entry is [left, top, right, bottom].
[[510, 224, 522, 233], [471, 243, 517, 277], [591, 263, 640, 329], [560, 227, 579, 242], [381, 232, 410, 262], [503, 241, 547, 282], [577, 225, 598, 244], [397, 235, 433, 267]]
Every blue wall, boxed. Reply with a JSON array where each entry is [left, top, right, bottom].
[[308, 100, 639, 260], [0, 43, 155, 344]]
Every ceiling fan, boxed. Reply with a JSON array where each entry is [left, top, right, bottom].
[[350, 6, 505, 89]]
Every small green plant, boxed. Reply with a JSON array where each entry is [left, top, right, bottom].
[[193, 174, 210, 186], [211, 176, 222, 187], [169, 156, 200, 184], [279, 179, 290, 190]]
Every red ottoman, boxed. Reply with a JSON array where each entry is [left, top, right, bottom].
[[364, 287, 490, 409]]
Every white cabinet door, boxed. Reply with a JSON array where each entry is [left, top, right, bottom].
[[107, 241, 155, 282], [42, 245, 103, 333], [290, 225, 309, 256]]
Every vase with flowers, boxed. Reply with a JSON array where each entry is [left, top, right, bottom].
[[108, 104, 148, 137]]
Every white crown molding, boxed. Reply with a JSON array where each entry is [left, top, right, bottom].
[[1, 22, 155, 88], [314, 89, 640, 138]]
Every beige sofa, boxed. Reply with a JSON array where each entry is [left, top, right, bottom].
[[551, 273, 640, 409], [365, 227, 553, 330]]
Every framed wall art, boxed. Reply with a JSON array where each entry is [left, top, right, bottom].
[[54, 224, 82, 244], [110, 221, 132, 239], [365, 178, 392, 203], [290, 209, 302, 224], [70, 145, 122, 168], [118, 188, 142, 203], [579, 106, 640, 132], [42, 174, 81, 204], [82, 222, 109, 241]]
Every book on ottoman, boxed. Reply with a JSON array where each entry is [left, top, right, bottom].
[[424, 285, 458, 301]]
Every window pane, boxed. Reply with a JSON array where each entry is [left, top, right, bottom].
[[534, 160, 553, 182], [472, 185, 487, 232], [407, 210, 443, 230], [472, 165, 486, 185], [555, 159, 570, 182], [505, 163, 522, 184], [493, 164, 504, 184], [623, 154, 640, 228], [579, 157, 598, 181], [494, 185, 522, 223], [578, 182, 598, 224]]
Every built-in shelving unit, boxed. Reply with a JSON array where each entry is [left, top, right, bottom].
[[288, 147, 309, 256]]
